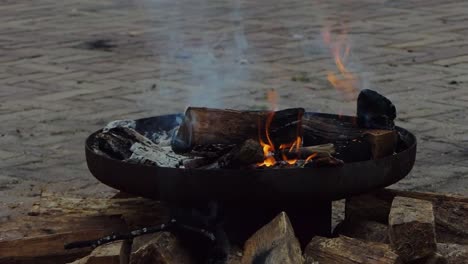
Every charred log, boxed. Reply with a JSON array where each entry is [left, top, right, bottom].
[[200, 139, 264, 169], [171, 107, 304, 154], [357, 89, 396, 130]]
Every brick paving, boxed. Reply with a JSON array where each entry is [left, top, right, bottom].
[[1, 0, 468, 218]]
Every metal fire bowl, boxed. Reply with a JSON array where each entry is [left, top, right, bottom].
[[85, 113, 416, 204]]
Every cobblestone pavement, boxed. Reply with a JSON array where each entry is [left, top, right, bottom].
[[1, 0, 467, 218]]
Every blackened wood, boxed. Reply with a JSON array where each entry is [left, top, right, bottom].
[[305, 156, 345, 168], [388, 197, 437, 262], [200, 139, 264, 169], [304, 236, 401, 264], [357, 89, 396, 129], [280, 143, 335, 160], [302, 116, 372, 162], [171, 107, 304, 154], [94, 127, 183, 167], [181, 158, 215, 169]]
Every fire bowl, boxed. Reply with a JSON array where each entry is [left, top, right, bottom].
[[85, 112, 416, 204]]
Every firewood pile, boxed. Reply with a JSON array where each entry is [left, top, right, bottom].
[[1, 189, 466, 264]]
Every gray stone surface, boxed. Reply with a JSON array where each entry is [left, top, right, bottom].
[[0, 0, 467, 219]]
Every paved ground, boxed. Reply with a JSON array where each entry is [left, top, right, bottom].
[[1, 0, 468, 219]]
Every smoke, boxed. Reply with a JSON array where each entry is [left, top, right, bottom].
[[139, 0, 250, 109]]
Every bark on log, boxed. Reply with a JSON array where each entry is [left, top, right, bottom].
[[172, 107, 304, 154], [388, 196, 437, 262], [280, 143, 336, 160], [129, 232, 195, 264], [345, 189, 468, 245], [304, 236, 401, 264], [241, 212, 304, 264], [302, 115, 396, 162]]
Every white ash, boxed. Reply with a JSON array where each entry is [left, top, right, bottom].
[[145, 128, 177, 146], [103, 120, 136, 132], [126, 142, 183, 168]]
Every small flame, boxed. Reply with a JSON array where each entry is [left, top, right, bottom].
[[323, 27, 359, 101], [305, 153, 318, 163], [257, 112, 276, 167]]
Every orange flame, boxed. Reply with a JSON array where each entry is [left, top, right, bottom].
[[324, 27, 359, 101], [257, 110, 312, 167], [257, 112, 277, 167]]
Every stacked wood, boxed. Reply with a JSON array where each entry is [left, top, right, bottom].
[[0, 192, 168, 264], [172, 107, 305, 154], [388, 197, 437, 262], [241, 212, 304, 264], [345, 189, 468, 244], [303, 236, 401, 264]]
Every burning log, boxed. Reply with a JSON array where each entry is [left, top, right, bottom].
[[280, 143, 335, 160], [388, 196, 437, 262], [304, 236, 401, 264], [171, 107, 304, 154], [302, 115, 397, 161], [200, 139, 264, 169]]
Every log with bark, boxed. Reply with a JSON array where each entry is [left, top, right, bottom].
[[304, 235, 401, 264], [301, 115, 398, 161], [171, 107, 305, 154]]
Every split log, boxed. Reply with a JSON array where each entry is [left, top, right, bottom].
[[69, 241, 130, 264], [93, 127, 184, 167], [388, 196, 437, 262], [345, 189, 468, 245], [304, 236, 401, 264], [200, 139, 264, 169], [241, 212, 304, 264], [334, 219, 389, 244], [172, 107, 304, 154], [130, 232, 195, 264], [364, 130, 397, 159]]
